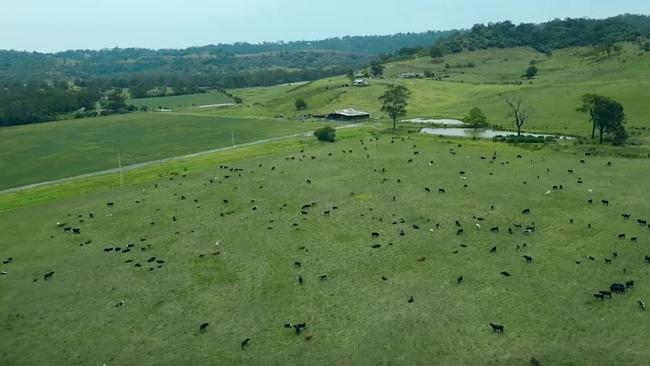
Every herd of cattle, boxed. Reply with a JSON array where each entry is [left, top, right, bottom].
[[3, 134, 649, 353]]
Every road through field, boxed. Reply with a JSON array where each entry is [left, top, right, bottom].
[[0, 123, 362, 195]]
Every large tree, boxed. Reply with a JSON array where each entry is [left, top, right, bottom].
[[346, 70, 355, 84], [592, 98, 626, 144], [379, 84, 411, 129], [577, 93, 609, 139], [505, 97, 529, 136], [370, 61, 385, 77], [295, 98, 307, 111], [464, 107, 487, 127]]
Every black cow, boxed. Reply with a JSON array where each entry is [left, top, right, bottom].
[[521, 208, 530, 215], [490, 226, 499, 233], [594, 293, 605, 300], [293, 323, 306, 335], [602, 200, 609, 206], [241, 338, 251, 349], [425, 187, 431, 192], [599, 290, 612, 298], [199, 323, 209, 332], [43, 271, 55, 280], [457, 276, 463, 284], [489, 323, 504, 333], [500, 271, 511, 277], [456, 229, 464, 236], [408, 296, 414, 303], [438, 188, 446, 193], [610, 283, 626, 293], [638, 219, 648, 225], [298, 275, 303, 285], [626, 280, 635, 289], [622, 213, 631, 219], [489, 246, 497, 253], [107, 202, 114, 207], [644, 255, 650, 263], [320, 274, 328, 281], [371, 232, 380, 238], [523, 255, 533, 263]]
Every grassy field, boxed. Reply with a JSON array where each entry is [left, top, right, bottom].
[[1, 127, 650, 365], [127, 90, 234, 110], [208, 43, 649, 139], [2, 43, 649, 191], [2, 43, 650, 364], [0, 113, 327, 190]]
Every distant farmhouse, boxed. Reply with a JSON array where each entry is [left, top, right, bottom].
[[322, 108, 370, 121], [399, 72, 425, 79]]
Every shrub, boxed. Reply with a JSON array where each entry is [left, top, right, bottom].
[[314, 126, 336, 142]]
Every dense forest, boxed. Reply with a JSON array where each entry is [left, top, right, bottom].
[[434, 14, 650, 54], [2, 15, 650, 126], [0, 31, 453, 87]]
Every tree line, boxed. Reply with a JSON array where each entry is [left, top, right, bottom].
[[431, 14, 650, 55]]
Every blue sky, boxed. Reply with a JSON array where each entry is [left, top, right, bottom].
[[1, 0, 649, 52]]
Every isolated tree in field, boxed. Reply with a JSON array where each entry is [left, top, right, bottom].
[[592, 98, 626, 144], [524, 66, 538, 79], [379, 84, 411, 129], [295, 98, 307, 111], [577, 93, 609, 139], [370, 61, 385, 77], [314, 126, 336, 142], [346, 70, 355, 84], [505, 97, 529, 136], [464, 107, 487, 127]]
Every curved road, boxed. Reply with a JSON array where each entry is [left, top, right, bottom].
[[0, 123, 362, 195]]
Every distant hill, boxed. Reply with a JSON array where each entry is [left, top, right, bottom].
[[435, 14, 650, 54], [0, 31, 453, 87]]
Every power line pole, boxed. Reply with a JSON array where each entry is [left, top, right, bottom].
[[117, 152, 123, 185]]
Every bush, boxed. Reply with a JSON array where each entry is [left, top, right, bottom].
[[613, 124, 629, 145], [314, 126, 336, 142]]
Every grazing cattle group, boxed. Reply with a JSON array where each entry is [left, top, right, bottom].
[[3, 134, 648, 362]]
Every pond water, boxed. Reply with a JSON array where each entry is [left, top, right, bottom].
[[420, 127, 574, 140], [402, 118, 466, 126]]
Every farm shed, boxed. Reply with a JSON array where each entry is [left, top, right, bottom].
[[326, 108, 371, 121]]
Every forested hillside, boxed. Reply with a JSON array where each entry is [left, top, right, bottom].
[[435, 14, 650, 54], [0, 31, 453, 87], [2, 15, 650, 127]]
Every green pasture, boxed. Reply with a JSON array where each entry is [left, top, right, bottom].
[[0, 113, 324, 190], [127, 90, 234, 111], [1, 130, 650, 365]]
